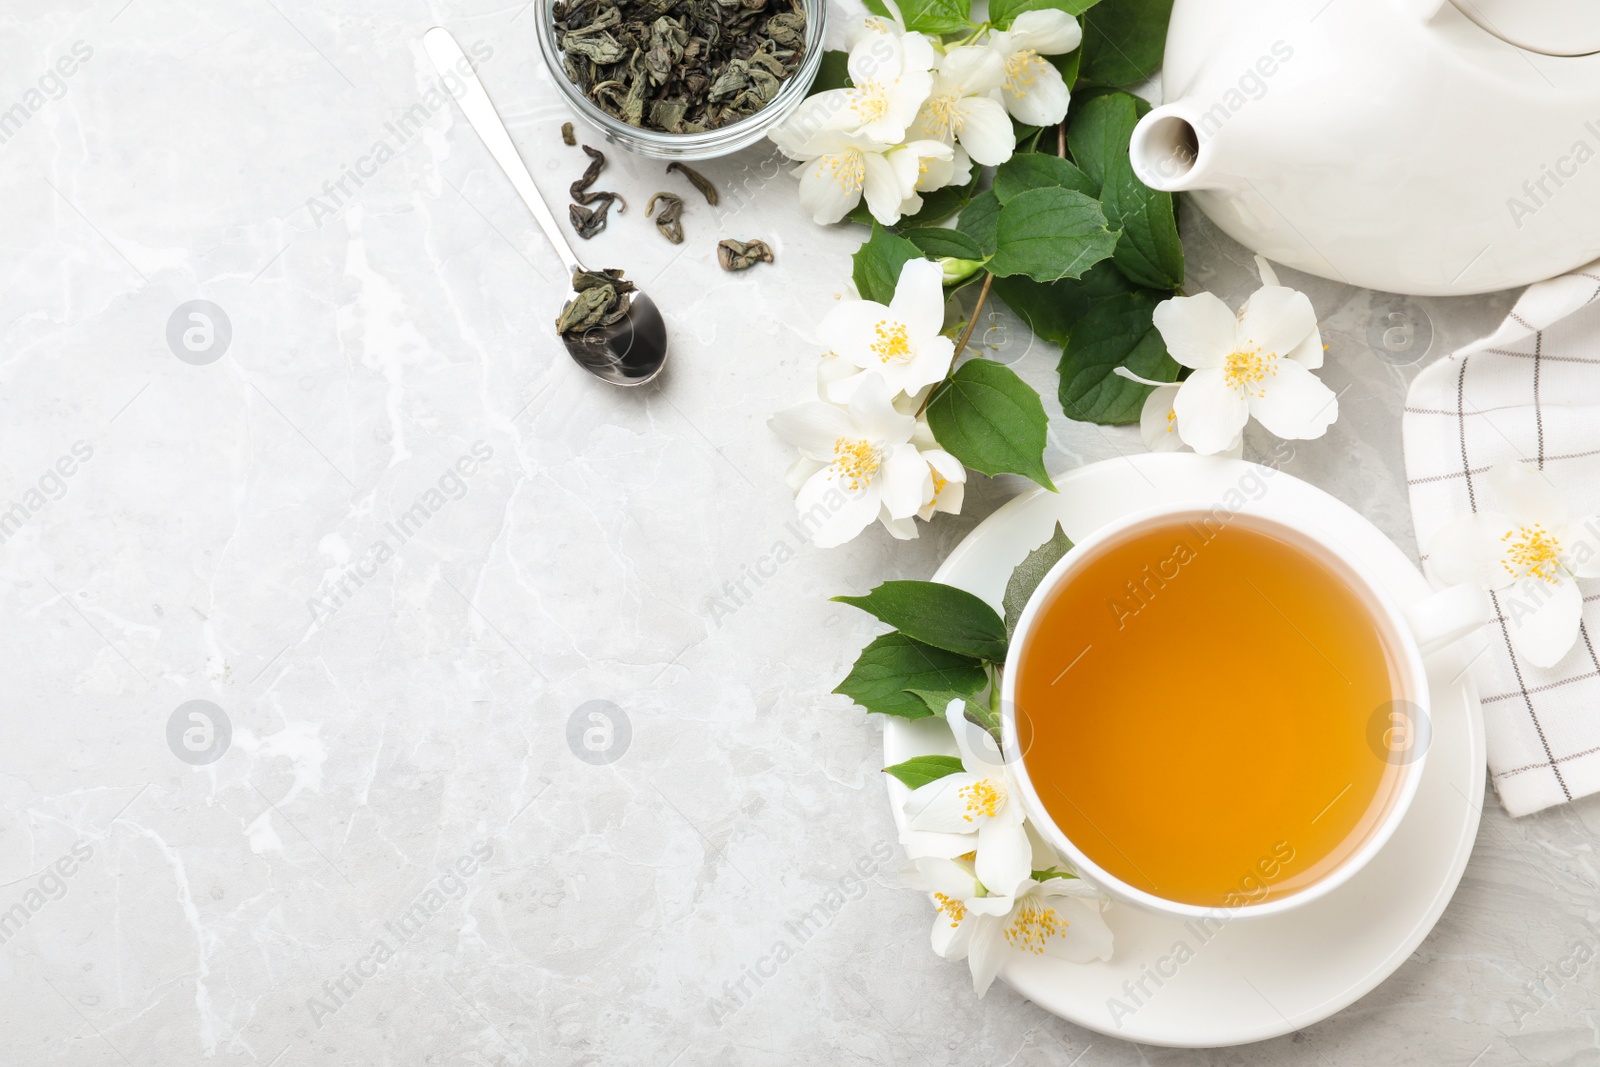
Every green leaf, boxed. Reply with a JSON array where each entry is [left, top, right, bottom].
[[903, 227, 986, 262], [1032, 867, 1081, 882], [1057, 291, 1180, 424], [883, 754, 967, 789], [1012, 121, 1047, 154], [992, 275, 1087, 345], [833, 581, 1009, 662], [851, 224, 924, 304], [1056, 46, 1082, 90], [905, 689, 970, 717], [810, 50, 852, 94], [1065, 89, 1126, 189], [834, 632, 988, 719], [956, 190, 1001, 257], [927, 358, 1056, 491], [895, 0, 973, 34], [1106, 167, 1183, 290], [1067, 92, 1182, 289], [991, 261, 1137, 344], [963, 695, 1002, 742], [1002, 522, 1074, 639], [989, 187, 1119, 283], [993, 153, 1098, 203], [1078, 0, 1174, 88], [991, 0, 1102, 26], [913, 180, 977, 226]]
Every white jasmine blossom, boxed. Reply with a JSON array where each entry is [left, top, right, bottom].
[[986, 10, 1081, 127], [902, 701, 1032, 898], [838, 30, 936, 144], [907, 857, 1114, 996], [1149, 265, 1337, 455], [908, 45, 1015, 167], [770, 374, 944, 547], [819, 258, 956, 402], [1427, 461, 1600, 668]]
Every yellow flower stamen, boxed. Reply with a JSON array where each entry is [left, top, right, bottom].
[[850, 81, 892, 124], [871, 320, 913, 363], [1004, 899, 1066, 954], [958, 778, 1003, 822], [1502, 523, 1564, 583], [1224, 346, 1274, 396], [1164, 408, 1177, 434], [832, 437, 881, 490], [933, 892, 967, 928], [925, 468, 948, 509], [817, 153, 864, 193], [1004, 50, 1041, 97], [922, 92, 963, 139]]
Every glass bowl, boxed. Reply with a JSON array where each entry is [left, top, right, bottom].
[[534, 0, 826, 160]]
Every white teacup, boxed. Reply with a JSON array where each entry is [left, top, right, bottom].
[[1000, 502, 1489, 921]]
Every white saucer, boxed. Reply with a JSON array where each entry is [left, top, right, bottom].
[[882, 453, 1486, 1048]]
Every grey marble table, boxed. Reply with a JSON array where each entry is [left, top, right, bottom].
[[2, 3, 1597, 1065]]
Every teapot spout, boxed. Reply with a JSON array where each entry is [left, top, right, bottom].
[[1129, 104, 1219, 193]]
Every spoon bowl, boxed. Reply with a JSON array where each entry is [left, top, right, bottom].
[[563, 290, 668, 386]]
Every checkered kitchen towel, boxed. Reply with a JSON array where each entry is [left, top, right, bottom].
[[1404, 262, 1600, 816]]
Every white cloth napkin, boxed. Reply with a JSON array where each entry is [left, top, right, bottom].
[[1403, 263, 1600, 816]]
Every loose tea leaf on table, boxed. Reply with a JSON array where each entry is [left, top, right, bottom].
[[569, 199, 619, 239], [570, 145, 623, 207], [718, 238, 774, 271], [561, 121, 576, 146], [569, 144, 625, 239], [666, 161, 718, 205], [556, 268, 637, 336], [646, 192, 686, 244], [552, 0, 808, 133]]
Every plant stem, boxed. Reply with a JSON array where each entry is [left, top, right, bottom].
[[1057, 121, 1066, 157], [955, 22, 991, 46], [952, 271, 994, 362], [917, 271, 995, 416]]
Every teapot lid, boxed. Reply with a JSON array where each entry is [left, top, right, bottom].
[[1449, 0, 1600, 56]]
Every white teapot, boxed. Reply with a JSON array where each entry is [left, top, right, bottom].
[[1129, 0, 1600, 295]]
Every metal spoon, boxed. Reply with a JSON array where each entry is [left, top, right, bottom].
[[423, 27, 668, 387]]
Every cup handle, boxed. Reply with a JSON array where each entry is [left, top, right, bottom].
[[1403, 584, 1494, 657]]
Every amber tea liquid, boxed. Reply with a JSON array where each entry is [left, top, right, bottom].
[[1015, 514, 1405, 908]]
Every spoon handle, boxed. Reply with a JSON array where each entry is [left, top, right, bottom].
[[423, 27, 583, 277]]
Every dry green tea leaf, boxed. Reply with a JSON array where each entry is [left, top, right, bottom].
[[553, 0, 807, 133], [717, 238, 774, 271], [645, 192, 686, 244], [561, 121, 576, 146], [556, 268, 637, 336], [569, 195, 620, 239], [570, 145, 623, 206], [665, 161, 718, 205], [568, 144, 624, 238]]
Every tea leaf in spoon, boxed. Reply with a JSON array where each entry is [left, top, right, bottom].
[[556, 268, 636, 335]]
